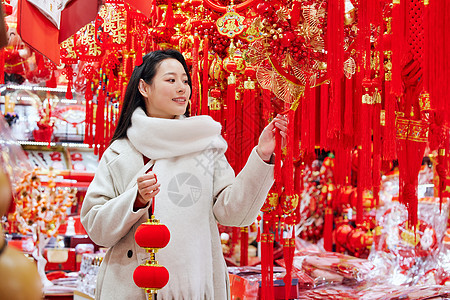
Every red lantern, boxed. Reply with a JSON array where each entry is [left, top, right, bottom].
[[135, 218, 170, 250], [133, 216, 171, 300], [133, 263, 169, 298]]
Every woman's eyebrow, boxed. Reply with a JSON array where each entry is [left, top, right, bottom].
[[162, 72, 187, 76]]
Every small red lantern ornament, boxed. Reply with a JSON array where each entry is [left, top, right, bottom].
[[133, 215, 171, 300]]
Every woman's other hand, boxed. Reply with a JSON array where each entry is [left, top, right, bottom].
[[136, 172, 160, 204], [256, 114, 288, 162]]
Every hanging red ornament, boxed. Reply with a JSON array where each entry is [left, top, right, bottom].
[[190, 34, 200, 116], [134, 215, 171, 300], [75, 23, 104, 63], [201, 36, 210, 116], [261, 188, 279, 214], [95, 0, 128, 50]]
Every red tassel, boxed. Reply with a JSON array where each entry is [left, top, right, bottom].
[[301, 90, 310, 154], [243, 78, 256, 159], [235, 89, 243, 172], [226, 73, 236, 169], [95, 89, 106, 157], [309, 86, 316, 154], [66, 80, 73, 100], [268, 233, 274, 300], [274, 131, 282, 193], [164, 0, 174, 28], [201, 36, 209, 115], [320, 84, 329, 149], [356, 147, 364, 225], [191, 34, 200, 115], [284, 109, 295, 195], [391, 1, 406, 96], [135, 42, 143, 67], [373, 101, 381, 207], [344, 77, 353, 138], [437, 148, 448, 209], [424, 0, 449, 125], [240, 227, 248, 266], [46, 69, 57, 88], [326, 0, 344, 145], [327, 80, 342, 147], [323, 206, 334, 251], [334, 144, 351, 186], [256, 215, 261, 243], [383, 81, 397, 161], [293, 101, 301, 160], [107, 71, 116, 94], [283, 238, 294, 300], [84, 81, 93, 146]]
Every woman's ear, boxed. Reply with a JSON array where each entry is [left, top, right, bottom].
[[138, 79, 149, 98]]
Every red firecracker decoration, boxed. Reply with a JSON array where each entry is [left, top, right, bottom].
[[134, 215, 171, 300]]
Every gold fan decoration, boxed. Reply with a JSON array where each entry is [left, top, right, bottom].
[[245, 2, 328, 103]]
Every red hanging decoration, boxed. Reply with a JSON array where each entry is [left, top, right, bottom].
[[84, 80, 93, 146], [190, 34, 200, 116], [323, 203, 334, 251], [224, 57, 237, 169], [243, 66, 257, 159], [373, 89, 382, 207], [95, 79, 106, 157], [201, 36, 210, 115], [383, 79, 397, 161], [46, 69, 57, 88], [320, 84, 329, 149], [240, 227, 248, 266], [134, 215, 170, 300], [326, 0, 344, 143], [300, 87, 310, 155], [390, 0, 407, 97], [343, 76, 353, 140], [308, 86, 316, 155], [208, 88, 222, 122]]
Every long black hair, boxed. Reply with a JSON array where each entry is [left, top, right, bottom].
[[110, 49, 192, 144]]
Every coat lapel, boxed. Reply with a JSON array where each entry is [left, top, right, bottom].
[[108, 139, 151, 195]]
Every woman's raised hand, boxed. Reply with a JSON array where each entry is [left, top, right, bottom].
[[256, 114, 288, 161]]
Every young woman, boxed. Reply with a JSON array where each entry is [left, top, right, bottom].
[[80, 49, 288, 300]]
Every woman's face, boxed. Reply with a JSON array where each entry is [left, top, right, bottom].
[[139, 58, 191, 119]]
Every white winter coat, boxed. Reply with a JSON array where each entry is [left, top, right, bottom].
[[81, 111, 274, 300]]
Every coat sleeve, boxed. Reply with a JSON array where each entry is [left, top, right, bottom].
[[212, 147, 274, 226], [80, 151, 149, 248]]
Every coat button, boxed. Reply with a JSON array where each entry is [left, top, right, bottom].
[[127, 250, 133, 258]]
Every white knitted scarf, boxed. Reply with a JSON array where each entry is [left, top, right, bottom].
[[127, 107, 227, 159]]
